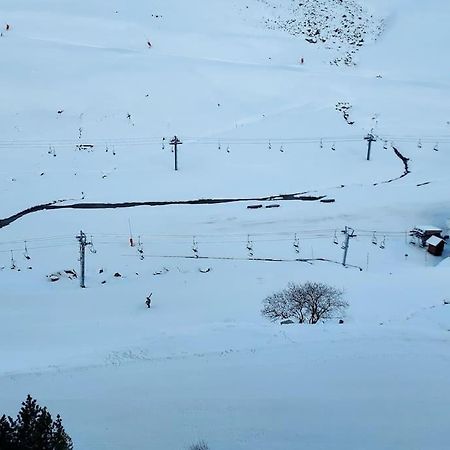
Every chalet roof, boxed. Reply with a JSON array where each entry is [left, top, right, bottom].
[[415, 225, 443, 232], [426, 236, 445, 246]]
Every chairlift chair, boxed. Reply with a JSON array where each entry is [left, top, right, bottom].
[[333, 231, 339, 245]]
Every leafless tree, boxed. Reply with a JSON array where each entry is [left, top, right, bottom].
[[262, 281, 347, 324], [261, 288, 293, 322], [286, 282, 309, 323], [302, 281, 347, 324]]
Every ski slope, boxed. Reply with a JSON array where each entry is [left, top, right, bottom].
[[1, 0, 450, 449]]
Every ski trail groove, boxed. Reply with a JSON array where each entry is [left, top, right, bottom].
[[0, 192, 327, 230], [0, 147, 410, 230], [373, 146, 410, 186]]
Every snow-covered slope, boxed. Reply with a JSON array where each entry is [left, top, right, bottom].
[[1, 1, 450, 449]]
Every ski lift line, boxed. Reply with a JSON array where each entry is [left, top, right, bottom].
[[184, 138, 361, 144], [85, 231, 339, 241], [0, 233, 76, 241], [92, 234, 340, 243], [100, 227, 341, 236], [88, 230, 339, 239], [91, 236, 343, 247], [0, 139, 361, 152], [1, 132, 450, 141], [1, 140, 449, 154], [186, 135, 450, 142], [0, 243, 73, 253], [354, 229, 408, 236], [0, 137, 165, 145], [382, 139, 450, 145], [0, 233, 329, 248], [5, 133, 450, 142], [24, 243, 74, 250], [184, 134, 362, 139], [355, 233, 404, 237], [0, 227, 412, 246], [2, 134, 449, 149], [0, 237, 75, 246], [380, 137, 450, 141], [89, 229, 407, 240], [380, 134, 450, 140], [85, 232, 402, 248], [0, 229, 409, 248], [0, 135, 362, 144], [0, 227, 409, 243]]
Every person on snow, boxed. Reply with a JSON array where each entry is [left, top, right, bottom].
[[145, 293, 152, 308]]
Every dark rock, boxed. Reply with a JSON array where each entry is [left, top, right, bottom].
[[281, 319, 295, 325]]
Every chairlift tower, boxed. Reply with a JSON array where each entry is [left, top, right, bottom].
[[76, 230, 95, 288], [365, 133, 377, 161], [169, 135, 183, 171], [342, 226, 356, 266]]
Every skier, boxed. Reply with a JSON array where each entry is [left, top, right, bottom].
[[147, 41, 152, 48], [145, 293, 152, 308], [300, 57, 304, 64], [6, 24, 10, 31]]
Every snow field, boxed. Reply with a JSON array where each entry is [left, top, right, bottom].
[[1, 0, 450, 448]]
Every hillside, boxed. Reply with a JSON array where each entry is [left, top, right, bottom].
[[1, 0, 450, 449]]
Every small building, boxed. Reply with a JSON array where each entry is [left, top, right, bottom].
[[426, 236, 445, 256], [410, 225, 443, 246]]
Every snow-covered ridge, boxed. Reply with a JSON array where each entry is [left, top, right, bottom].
[[259, 0, 384, 64]]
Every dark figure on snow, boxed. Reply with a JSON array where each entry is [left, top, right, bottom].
[[145, 293, 152, 308]]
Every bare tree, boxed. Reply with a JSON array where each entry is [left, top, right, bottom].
[[261, 288, 293, 322], [261, 281, 347, 324], [302, 281, 347, 324], [286, 282, 308, 323]]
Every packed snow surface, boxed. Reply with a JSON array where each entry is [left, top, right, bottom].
[[1, 0, 450, 449]]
